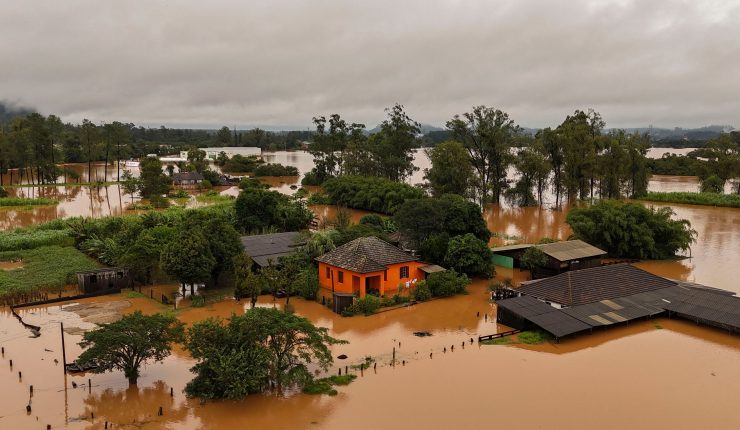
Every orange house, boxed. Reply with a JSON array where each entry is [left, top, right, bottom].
[[316, 236, 439, 313]]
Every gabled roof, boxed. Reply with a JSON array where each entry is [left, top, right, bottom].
[[241, 232, 303, 268], [518, 263, 677, 306], [173, 171, 204, 182], [315, 236, 418, 273], [491, 240, 606, 262], [535, 240, 606, 261]]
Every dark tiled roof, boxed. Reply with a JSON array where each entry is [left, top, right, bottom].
[[496, 295, 592, 338], [173, 172, 204, 182], [518, 263, 677, 306], [240, 232, 303, 268], [315, 236, 418, 273]]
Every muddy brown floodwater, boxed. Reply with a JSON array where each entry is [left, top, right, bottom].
[[1, 280, 739, 430]]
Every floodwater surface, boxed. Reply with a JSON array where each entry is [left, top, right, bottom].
[[0, 280, 738, 430]]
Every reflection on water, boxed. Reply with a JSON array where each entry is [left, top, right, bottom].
[[0, 278, 738, 430]]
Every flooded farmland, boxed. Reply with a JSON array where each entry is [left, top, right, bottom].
[[1, 148, 739, 429], [0, 281, 738, 430]]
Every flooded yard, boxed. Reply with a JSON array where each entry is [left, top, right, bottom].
[[0, 279, 738, 430]]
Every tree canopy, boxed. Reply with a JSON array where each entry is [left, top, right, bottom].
[[566, 200, 697, 259], [77, 311, 184, 385]]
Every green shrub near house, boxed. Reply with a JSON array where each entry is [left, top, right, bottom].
[[341, 295, 381, 316], [322, 176, 425, 214]]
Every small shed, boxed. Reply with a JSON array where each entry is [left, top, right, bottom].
[[491, 240, 606, 276], [172, 171, 204, 186], [240, 232, 304, 268], [77, 268, 131, 294]]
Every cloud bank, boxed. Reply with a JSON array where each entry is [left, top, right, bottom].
[[1, 0, 739, 129]]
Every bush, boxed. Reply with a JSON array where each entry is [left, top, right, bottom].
[[306, 192, 332, 205], [637, 192, 740, 208], [149, 195, 171, 208], [444, 234, 493, 278], [222, 155, 260, 173], [301, 170, 323, 186], [0, 227, 73, 251], [238, 177, 267, 190], [700, 175, 725, 193], [0, 186, 7, 198], [197, 179, 213, 190], [254, 163, 299, 177], [520, 247, 547, 272], [342, 295, 381, 316], [322, 176, 425, 214], [412, 283, 432, 301], [424, 270, 470, 297], [170, 189, 190, 198], [567, 200, 697, 259]]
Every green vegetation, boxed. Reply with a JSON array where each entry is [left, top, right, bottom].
[[138, 156, 171, 198], [424, 141, 474, 197], [322, 175, 424, 214], [0, 246, 99, 300], [481, 331, 550, 346], [221, 154, 260, 173], [0, 186, 7, 197], [520, 247, 548, 272], [303, 104, 420, 185], [77, 311, 185, 385], [443, 234, 494, 278], [185, 308, 345, 399], [637, 192, 740, 208], [566, 200, 697, 259], [253, 163, 299, 177], [234, 188, 313, 233], [422, 270, 470, 297], [303, 374, 357, 396], [196, 190, 234, 203], [0, 197, 58, 206], [0, 226, 73, 251], [341, 295, 381, 316]]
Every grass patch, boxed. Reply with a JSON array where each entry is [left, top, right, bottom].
[[0, 246, 99, 299], [303, 374, 357, 396], [195, 190, 234, 203], [480, 330, 551, 346], [637, 192, 740, 208], [0, 227, 73, 251], [0, 197, 59, 207], [518, 331, 550, 344]]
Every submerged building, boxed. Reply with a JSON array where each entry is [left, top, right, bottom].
[[496, 264, 740, 340], [491, 239, 606, 277]]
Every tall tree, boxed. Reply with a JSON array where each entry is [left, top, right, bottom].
[[80, 119, 99, 182], [446, 106, 518, 205], [138, 156, 171, 198], [161, 229, 216, 290], [424, 140, 473, 197], [77, 311, 184, 385], [508, 142, 551, 206], [369, 104, 420, 181]]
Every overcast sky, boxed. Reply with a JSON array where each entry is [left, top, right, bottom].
[[1, 0, 739, 130]]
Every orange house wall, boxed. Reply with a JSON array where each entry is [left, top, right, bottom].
[[318, 261, 427, 298]]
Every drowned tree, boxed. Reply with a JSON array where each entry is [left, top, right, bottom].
[[77, 311, 184, 385]]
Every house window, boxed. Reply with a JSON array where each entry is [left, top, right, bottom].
[[326, 267, 331, 279], [338, 271, 344, 283], [400, 266, 409, 279], [384, 270, 387, 281]]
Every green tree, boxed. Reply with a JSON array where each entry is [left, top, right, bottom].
[[424, 141, 473, 197], [216, 126, 232, 146], [161, 230, 216, 289], [77, 311, 184, 385], [138, 156, 171, 198], [185, 308, 344, 398], [444, 233, 493, 277], [80, 119, 99, 182], [187, 148, 208, 173], [701, 175, 725, 193], [369, 104, 420, 181], [120, 169, 139, 205], [566, 200, 697, 259], [446, 106, 519, 205], [508, 142, 551, 206], [424, 270, 470, 297], [519, 247, 548, 273]]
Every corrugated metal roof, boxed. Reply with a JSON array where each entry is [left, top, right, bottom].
[[535, 240, 606, 261], [419, 264, 446, 274], [496, 295, 592, 338], [490, 244, 532, 253]]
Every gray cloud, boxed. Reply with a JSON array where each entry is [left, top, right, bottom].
[[1, 0, 739, 129]]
